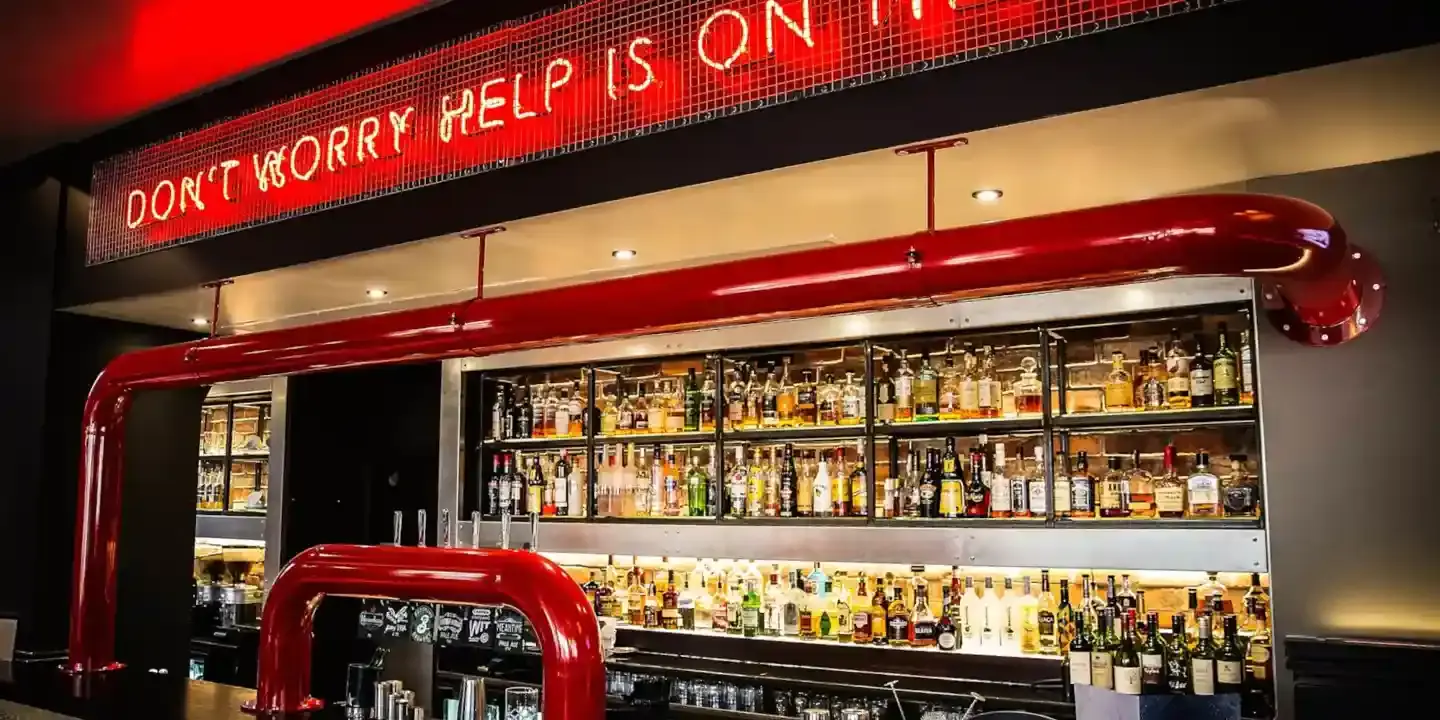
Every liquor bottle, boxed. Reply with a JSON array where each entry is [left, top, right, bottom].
[[1104, 575, 1121, 619], [491, 385, 508, 440], [1244, 605, 1274, 712], [1069, 452, 1095, 519], [555, 450, 572, 517], [1126, 450, 1155, 519], [1198, 571, 1230, 615], [700, 369, 718, 432], [963, 446, 990, 518], [959, 575, 981, 647], [782, 570, 802, 637], [616, 380, 635, 436], [1057, 578, 1075, 649], [1139, 349, 1168, 410], [887, 586, 911, 646], [1239, 329, 1255, 405], [938, 352, 961, 421], [660, 569, 680, 630], [667, 381, 687, 433], [957, 345, 980, 419], [488, 453, 504, 515], [1068, 613, 1092, 688], [834, 573, 853, 642], [743, 370, 762, 430], [1090, 608, 1116, 689], [1223, 454, 1260, 519], [796, 369, 818, 427], [1013, 357, 1043, 416], [1189, 335, 1215, 407], [901, 449, 920, 518], [710, 571, 729, 633], [741, 579, 762, 638], [852, 574, 872, 644], [542, 381, 559, 437], [1184, 588, 1201, 647], [915, 353, 940, 422], [895, 350, 915, 422], [838, 372, 863, 426], [761, 568, 783, 637], [1165, 330, 1192, 409], [683, 369, 701, 431], [910, 570, 937, 648], [812, 451, 832, 518], [1241, 573, 1269, 633], [1027, 445, 1049, 519], [1028, 570, 1058, 655], [920, 448, 942, 518], [938, 439, 963, 518], [1116, 574, 1139, 614], [778, 444, 797, 517], [832, 449, 850, 517], [990, 442, 1012, 518], [1019, 576, 1040, 654], [776, 358, 797, 427], [1216, 614, 1245, 694], [936, 605, 959, 651], [1113, 611, 1142, 695], [526, 455, 545, 516], [726, 447, 747, 518], [869, 575, 889, 645], [796, 577, 816, 639], [724, 368, 745, 431], [627, 568, 647, 626], [1098, 455, 1128, 518], [849, 441, 868, 518], [818, 373, 840, 426], [980, 577, 1002, 647], [745, 449, 765, 518], [875, 359, 897, 424], [726, 576, 744, 635], [978, 346, 1002, 418], [796, 451, 814, 518], [763, 449, 780, 517], [1140, 611, 1166, 693], [1154, 445, 1187, 519], [1164, 615, 1191, 694], [1186, 452, 1221, 517], [1213, 323, 1240, 406], [632, 382, 650, 434], [1102, 351, 1134, 412], [1191, 614, 1217, 696], [760, 370, 780, 427], [517, 385, 535, 438], [664, 449, 683, 517]]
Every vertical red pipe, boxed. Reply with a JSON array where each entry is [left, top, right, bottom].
[[247, 545, 604, 720]]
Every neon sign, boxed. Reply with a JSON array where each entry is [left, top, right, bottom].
[[87, 0, 1215, 265]]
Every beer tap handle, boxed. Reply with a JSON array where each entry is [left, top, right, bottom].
[[417, 509, 428, 547], [439, 509, 452, 548], [392, 510, 404, 546], [470, 510, 483, 549], [499, 503, 513, 551], [528, 511, 540, 553]]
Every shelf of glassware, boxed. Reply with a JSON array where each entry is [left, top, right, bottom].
[[465, 519, 1267, 573]]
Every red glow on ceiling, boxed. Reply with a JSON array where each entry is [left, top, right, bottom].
[[86, 0, 1219, 265]]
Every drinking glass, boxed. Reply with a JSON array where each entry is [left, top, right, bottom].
[[505, 687, 539, 720]]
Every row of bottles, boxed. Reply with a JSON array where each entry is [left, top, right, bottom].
[[1098, 324, 1254, 413]]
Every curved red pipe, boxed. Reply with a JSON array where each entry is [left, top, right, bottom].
[[66, 193, 1374, 672], [243, 545, 602, 718]]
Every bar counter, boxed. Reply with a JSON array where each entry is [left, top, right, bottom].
[[0, 662, 305, 720]]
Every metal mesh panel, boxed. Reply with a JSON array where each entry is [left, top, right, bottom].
[[87, 0, 1232, 265]]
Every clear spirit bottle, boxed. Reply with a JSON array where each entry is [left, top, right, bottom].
[[1186, 452, 1222, 517]]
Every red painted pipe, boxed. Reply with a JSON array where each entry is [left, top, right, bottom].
[[66, 193, 1377, 673], [243, 545, 602, 718]]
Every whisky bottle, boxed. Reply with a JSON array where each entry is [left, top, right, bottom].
[[662, 570, 680, 630], [915, 353, 940, 422], [684, 369, 702, 431], [1223, 454, 1260, 519], [1154, 445, 1187, 519], [1027, 445, 1049, 519], [875, 359, 896, 424], [957, 344, 980, 419], [817, 373, 840, 426], [895, 351, 915, 422], [963, 446, 990, 518], [1241, 572, 1269, 634], [1069, 452, 1095, 519], [776, 358, 797, 427], [1191, 614, 1217, 696], [852, 574, 872, 644], [763, 449, 780, 517], [938, 353, 960, 421], [796, 369, 818, 427], [543, 380, 559, 437], [840, 372, 864, 425], [1140, 349, 1168, 410], [910, 570, 937, 648], [617, 379, 635, 435], [726, 368, 746, 431], [796, 579, 816, 639], [939, 438, 963, 518], [886, 586, 911, 646], [1037, 571, 1061, 655], [779, 444, 797, 517], [1099, 455, 1129, 518], [1013, 357, 1043, 416], [990, 442, 1013, 518], [978, 346, 1002, 418], [1104, 351, 1135, 412], [1213, 323, 1240, 406], [1186, 452, 1221, 518], [920, 448, 941, 518], [849, 441, 868, 518], [1189, 335, 1214, 407], [869, 576, 889, 645], [1165, 330, 1192, 409], [1126, 450, 1155, 519], [1239, 329, 1255, 405]]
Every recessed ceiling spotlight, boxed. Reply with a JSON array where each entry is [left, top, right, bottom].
[[612, 249, 637, 260], [191, 317, 209, 326], [972, 189, 1003, 203], [366, 288, 389, 299]]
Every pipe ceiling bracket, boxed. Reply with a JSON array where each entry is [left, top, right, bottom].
[[1261, 243, 1385, 346]]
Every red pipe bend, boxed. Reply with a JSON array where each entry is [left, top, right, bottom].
[[244, 545, 603, 718], [66, 193, 1379, 673]]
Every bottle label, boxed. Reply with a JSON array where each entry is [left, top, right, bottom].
[[1214, 361, 1237, 390], [1037, 611, 1055, 638], [1141, 653, 1164, 684], [877, 404, 895, 421], [1010, 480, 1028, 513], [1069, 652, 1091, 685], [1218, 659, 1243, 684], [1090, 651, 1113, 689], [742, 607, 759, 629], [1224, 486, 1255, 515], [1114, 666, 1142, 695], [959, 381, 979, 411], [937, 630, 957, 650], [1192, 659, 1216, 695], [1241, 347, 1254, 392], [920, 484, 936, 502], [1166, 356, 1189, 377], [1028, 482, 1048, 514], [990, 479, 1011, 512], [1053, 480, 1071, 513], [1191, 369, 1214, 396], [978, 382, 994, 408], [1155, 487, 1185, 513], [1189, 475, 1219, 507], [1070, 480, 1091, 511], [1167, 375, 1189, 394]]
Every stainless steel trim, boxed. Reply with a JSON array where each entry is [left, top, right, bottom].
[[467, 521, 1267, 572], [196, 515, 266, 543], [206, 378, 275, 399], [263, 376, 289, 589], [458, 278, 1250, 372], [437, 359, 466, 533]]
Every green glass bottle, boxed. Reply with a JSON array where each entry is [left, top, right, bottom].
[[742, 580, 762, 638]]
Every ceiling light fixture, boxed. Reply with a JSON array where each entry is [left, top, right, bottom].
[[366, 288, 389, 299], [972, 189, 1003, 203], [612, 249, 637, 260], [191, 317, 209, 326]]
